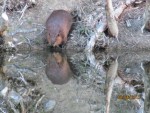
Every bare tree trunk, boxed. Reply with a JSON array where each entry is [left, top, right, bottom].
[[143, 0, 150, 31]]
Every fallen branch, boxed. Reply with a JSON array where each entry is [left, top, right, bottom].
[[114, 3, 127, 19]]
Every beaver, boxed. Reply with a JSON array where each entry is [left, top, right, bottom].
[[46, 10, 73, 47]]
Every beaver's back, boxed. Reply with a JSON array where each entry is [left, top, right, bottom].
[[46, 10, 73, 46]]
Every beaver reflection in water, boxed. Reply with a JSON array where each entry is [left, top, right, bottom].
[[46, 10, 73, 47], [45, 52, 72, 85]]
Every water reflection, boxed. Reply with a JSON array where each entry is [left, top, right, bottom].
[[0, 51, 150, 113], [45, 52, 73, 85], [104, 57, 118, 113], [86, 51, 147, 113], [142, 62, 150, 113]]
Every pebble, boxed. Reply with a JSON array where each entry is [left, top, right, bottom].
[[0, 87, 8, 97], [43, 100, 56, 112]]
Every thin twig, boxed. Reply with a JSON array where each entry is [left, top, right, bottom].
[[19, 4, 28, 21], [32, 95, 45, 113], [18, 71, 28, 85]]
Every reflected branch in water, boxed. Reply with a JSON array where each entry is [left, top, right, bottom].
[[141, 61, 150, 113], [105, 57, 118, 113]]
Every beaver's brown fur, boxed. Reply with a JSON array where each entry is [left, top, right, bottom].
[[46, 10, 73, 47]]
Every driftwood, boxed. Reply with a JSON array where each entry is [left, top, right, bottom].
[[106, 0, 119, 40]]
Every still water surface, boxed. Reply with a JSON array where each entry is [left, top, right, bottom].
[[0, 50, 149, 113]]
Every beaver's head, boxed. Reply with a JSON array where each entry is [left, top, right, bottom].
[[47, 32, 63, 47]]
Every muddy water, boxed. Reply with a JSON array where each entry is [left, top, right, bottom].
[[0, 50, 149, 113]]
